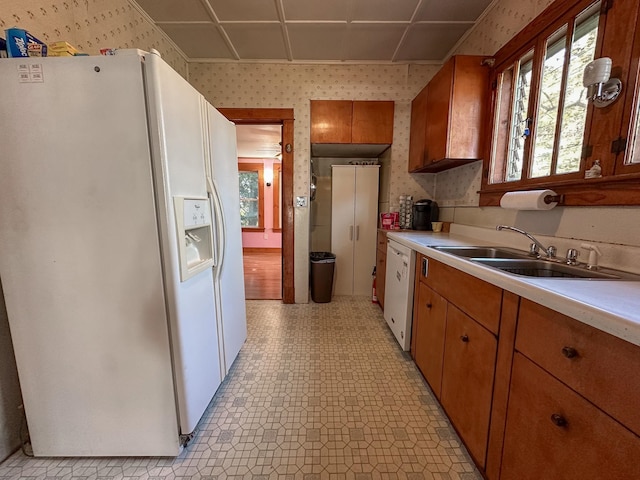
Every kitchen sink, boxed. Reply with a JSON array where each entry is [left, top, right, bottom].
[[470, 258, 625, 279], [432, 246, 531, 259]]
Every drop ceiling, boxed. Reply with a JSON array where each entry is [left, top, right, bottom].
[[131, 0, 494, 63]]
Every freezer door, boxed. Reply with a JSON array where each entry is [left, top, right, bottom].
[[0, 54, 180, 456], [205, 103, 248, 376], [144, 54, 222, 435]]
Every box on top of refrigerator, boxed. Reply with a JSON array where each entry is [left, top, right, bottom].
[[5, 28, 47, 57]]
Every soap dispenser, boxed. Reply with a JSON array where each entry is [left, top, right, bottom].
[[581, 243, 602, 270]]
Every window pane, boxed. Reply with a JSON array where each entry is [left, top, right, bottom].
[[531, 27, 568, 178], [629, 103, 640, 165], [556, 10, 599, 173], [239, 171, 259, 227], [506, 54, 534, 182]]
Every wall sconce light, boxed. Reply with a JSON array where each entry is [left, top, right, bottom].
[[264, 168, 273, 187], [583, 57, 622, 108]]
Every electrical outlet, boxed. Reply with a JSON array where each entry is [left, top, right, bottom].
[[296, 196, 308, 207], [263, 233, 268, 239]]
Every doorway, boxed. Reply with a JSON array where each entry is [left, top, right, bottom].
[[219, 108, 295, 304], [236, 125, 283, 300]]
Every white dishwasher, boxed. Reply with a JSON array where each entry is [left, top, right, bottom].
[[384, 239, 416, 351]]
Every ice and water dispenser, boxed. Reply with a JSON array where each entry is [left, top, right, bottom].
[[173, 196, 215, 282]]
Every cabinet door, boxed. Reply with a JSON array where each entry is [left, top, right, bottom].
[[425, 59, 453, 163], [310, 100, 352, 143], [352, 101, 394, 144], [414, 282, 447, 399], [441, 305, 497, 468], [331, 166, 356, 295], [408, 86, 429, 172], [500, 353, 640, 480], [352, 166, 380, 295]]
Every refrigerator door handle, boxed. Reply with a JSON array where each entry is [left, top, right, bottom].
[[207, 176, 227, 271]]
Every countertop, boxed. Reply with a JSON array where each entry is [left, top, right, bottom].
[[386, 230, 640, 347]]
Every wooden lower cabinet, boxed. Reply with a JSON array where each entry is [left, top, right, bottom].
[[501, 353, 640, 480], [441, 305, 497, 469], [411, 255, 640, 479], [413, 282, 447, 399]]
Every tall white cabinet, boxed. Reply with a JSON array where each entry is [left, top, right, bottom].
[[331, 165, 380, 296]]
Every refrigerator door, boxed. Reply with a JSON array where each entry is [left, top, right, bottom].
[[0, 55, 180, 455], [143, 53, 222, 435], [205, 104, 248, 375]]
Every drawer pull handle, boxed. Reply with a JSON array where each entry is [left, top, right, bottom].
[[426, 303, 432, 309], [562, 346, 578, 359], [550, 414, 568, 427], [460, 334, 469, 343]]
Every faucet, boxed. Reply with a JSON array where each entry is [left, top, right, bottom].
[[496, 225, 556, 258]]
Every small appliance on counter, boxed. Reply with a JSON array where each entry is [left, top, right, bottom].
[[412, 199, 439, 230]]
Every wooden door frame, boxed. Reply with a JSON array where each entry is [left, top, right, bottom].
[[218, 108, 295, 304]]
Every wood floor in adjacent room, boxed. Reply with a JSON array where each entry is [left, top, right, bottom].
[[243, 249, 282, 300]]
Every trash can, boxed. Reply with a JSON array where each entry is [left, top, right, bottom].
[[310, 252, 336, 303]]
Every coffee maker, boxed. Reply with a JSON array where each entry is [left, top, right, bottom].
[[412, 199, 439, 230]]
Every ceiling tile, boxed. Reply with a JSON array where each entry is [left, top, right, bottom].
[[134, 0, 212, 22], [349, 0, 419, 22], [287, 24, 347, 60], [207, 0, 279, 21], [346, 24, 407, 61], [282, 0, 348, 21], [395, 23, 471, 61], [415, 0, 492, 22], [223, 24, 288, 59], [160, 24, 235, 59]]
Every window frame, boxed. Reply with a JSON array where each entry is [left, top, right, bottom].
[[480, 0, 640, 206], [238, 162, 265, 232]]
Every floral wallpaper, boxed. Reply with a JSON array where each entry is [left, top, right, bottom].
[[0, 0, 187, 77]]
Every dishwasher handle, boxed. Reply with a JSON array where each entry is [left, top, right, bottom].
[[422, 257, 429, 277]]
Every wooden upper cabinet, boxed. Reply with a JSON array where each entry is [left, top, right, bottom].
[[408, 55, 490, 173], [310, 100, 352, 144], [352, 101, 394, 144], [408, 86, 429, 172], [310, 100, 394, 145]]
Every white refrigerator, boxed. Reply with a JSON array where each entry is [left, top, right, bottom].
[[0, 50, 246, 456]]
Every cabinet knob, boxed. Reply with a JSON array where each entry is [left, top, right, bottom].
[[550, 413, 568, 427], [426, 303, 432, 309], [460, 334, 469, 343], [562, 346, 578, 359]]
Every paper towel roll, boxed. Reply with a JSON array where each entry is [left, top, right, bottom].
[[500, 190, 558, 210]]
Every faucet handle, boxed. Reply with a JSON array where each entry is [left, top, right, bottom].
[[566, 248, 579, 265]]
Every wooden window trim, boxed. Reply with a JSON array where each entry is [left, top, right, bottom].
[[480, 0, 640, 206], [238, 162, 265, 230]]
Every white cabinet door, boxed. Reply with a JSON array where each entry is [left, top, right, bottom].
[[331, 165, 379, 296], [353, 166, 380, 295], [331, 166, 356, 295]]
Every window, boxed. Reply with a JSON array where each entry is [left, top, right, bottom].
[[489, 1, 600, 185], [238, 163, 264, 230]]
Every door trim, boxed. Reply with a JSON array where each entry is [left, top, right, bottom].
[[218, 108, 295, 304]]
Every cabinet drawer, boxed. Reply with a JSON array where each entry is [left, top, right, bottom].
[[421, 258, 502, 334], [501, 353, 640, 480], [377, 230, 387, 252], [516, 299, 640, 437]]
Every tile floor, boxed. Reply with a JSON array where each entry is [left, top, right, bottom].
[[0, 297, 480, 480]]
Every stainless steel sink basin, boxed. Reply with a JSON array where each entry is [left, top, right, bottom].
[[433, 246, 531, 259], [471, 258, 624, 279]]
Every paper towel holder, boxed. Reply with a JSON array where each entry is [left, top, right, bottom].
[[544, 193, 564, 205]]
